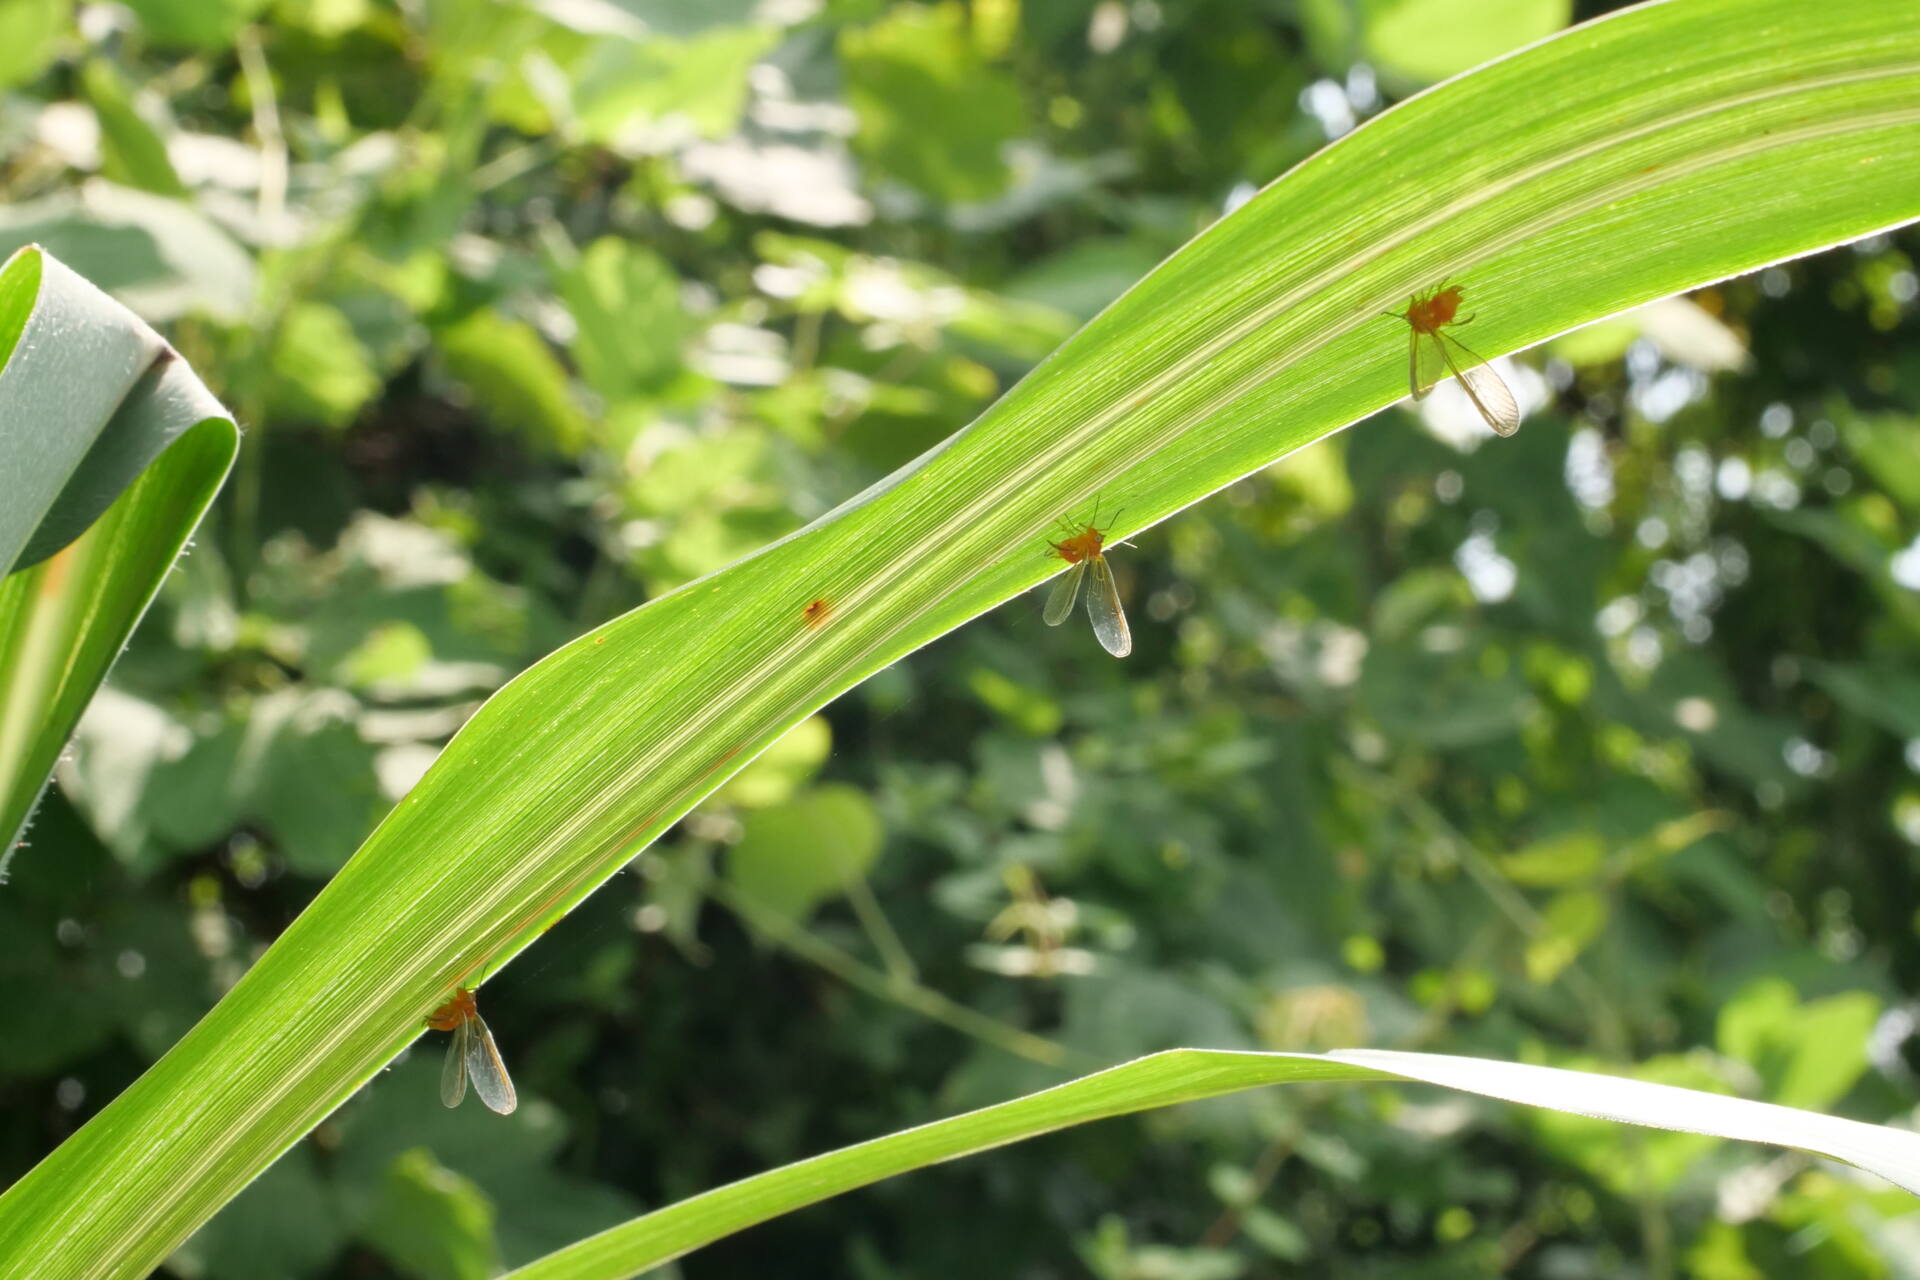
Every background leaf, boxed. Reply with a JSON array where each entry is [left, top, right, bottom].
[[841, 4, 1027, 202], [727, 784, 885, 925]]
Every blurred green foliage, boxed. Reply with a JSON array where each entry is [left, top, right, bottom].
[[3, 0, 1919, 1276]]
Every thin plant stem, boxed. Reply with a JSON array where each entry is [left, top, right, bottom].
[[709, 879, 1072, 1068], [1352, 760, 1676, 1279], [1198, 1125, 1300, 1249], [841, 871, 919, 984], [234, 29, 287, 233]]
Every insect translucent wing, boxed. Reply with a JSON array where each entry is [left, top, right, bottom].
[[1441, 333, 1522, 436], [440, 1017, 469, 1108], [1043, 559, 1087, 626], [1084, 555, 1132, 658], [464, 1014, 518, 1115], [1405, 326, 1436, 395], [1455, 357, 1521, 436], [1410, 330, 1448, 399]]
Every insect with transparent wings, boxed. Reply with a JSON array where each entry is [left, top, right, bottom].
[[1390, 282, 1521, 437], [428, 987, 517, 1115], [1043, 507, 1131, 658]]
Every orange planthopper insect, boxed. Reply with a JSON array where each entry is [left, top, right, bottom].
[[428, 987, 517, 1115], [1043, 508, 1132, 658], [1390, 282, 1521, 437]]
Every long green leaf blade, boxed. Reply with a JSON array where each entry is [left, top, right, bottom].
[[2, 2, 1916, 1275], [505, 1047, 1920, 1279]]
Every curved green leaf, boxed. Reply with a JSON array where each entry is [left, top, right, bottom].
[[0, 245, 237, 861], [506, 1046, 1920, 1278], [0, 246, 163, 577], [2, 1, 1916, 1274]]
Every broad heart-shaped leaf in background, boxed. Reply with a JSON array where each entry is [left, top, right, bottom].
[[0, 244, 237, 862], [2, 1, 1919, 1276]]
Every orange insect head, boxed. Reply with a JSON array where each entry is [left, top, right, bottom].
[[1050, 525, 1107, 565], [1403, 283, 1465, 335], [1042, 504, 1132, 658], [428, 987, 477, 1031]]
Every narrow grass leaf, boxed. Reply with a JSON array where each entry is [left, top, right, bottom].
[[506, 1047, 1920, 1279]]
